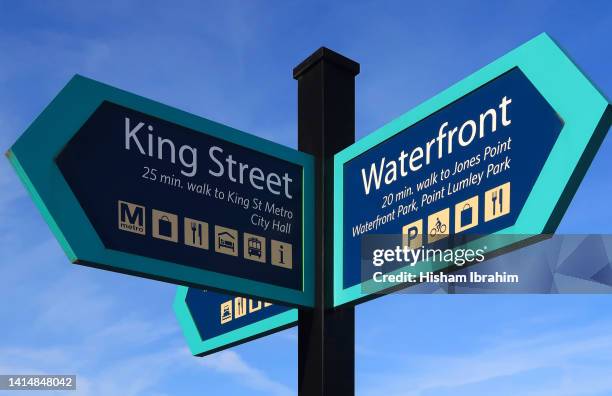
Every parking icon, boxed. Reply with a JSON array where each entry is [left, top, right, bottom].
[[402, 219, 423, 249]]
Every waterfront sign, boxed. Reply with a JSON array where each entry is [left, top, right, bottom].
[[174, 287, 297, 356], [333, 33, 611, 307], [7, 76, 314, 307]]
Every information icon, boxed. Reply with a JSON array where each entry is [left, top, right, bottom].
[[271, 240, 292, 269]]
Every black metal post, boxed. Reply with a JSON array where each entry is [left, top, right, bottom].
[[294, 48, 359, 396]]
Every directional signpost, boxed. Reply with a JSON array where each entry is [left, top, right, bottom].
[[7, 76, 314, 307], [174, 287, 297, 356], [6, 32, 612, 396], [334, 33, 611, 307]]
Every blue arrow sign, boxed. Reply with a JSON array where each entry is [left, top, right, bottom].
[[6, 76, 314, 307], [174, 287, 297, 356], [333, 33, 611, 307]]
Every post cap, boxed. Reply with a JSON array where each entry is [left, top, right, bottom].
[[293, 47, 360, 79]]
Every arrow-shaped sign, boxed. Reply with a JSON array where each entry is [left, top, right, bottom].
[[7, 76, 315, 307], [174, 287, 297, 357], [333, 33, 611, 307]]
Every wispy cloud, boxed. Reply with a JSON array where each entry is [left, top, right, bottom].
[[200, 350, 294, 396], [0, 188, 292, 396], [0, 342, 293, 396], [359, 321, 612, 396], [277, 328, 298, 342]]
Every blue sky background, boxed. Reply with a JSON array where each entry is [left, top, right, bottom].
[[1, 1, 611, 395]]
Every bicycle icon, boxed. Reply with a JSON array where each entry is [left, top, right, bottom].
[[429, 217, 447, 237]]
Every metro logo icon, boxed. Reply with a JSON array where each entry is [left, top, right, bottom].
[[117, 201, 145, 235]]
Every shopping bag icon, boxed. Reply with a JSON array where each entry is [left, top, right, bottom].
[[158, 215, 173, 237], [460, 204, 473, 227]]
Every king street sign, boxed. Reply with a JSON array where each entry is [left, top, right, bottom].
[[7, 76, 314, 307], [174, 287, 297, 357], [333, 33, 611, 307]]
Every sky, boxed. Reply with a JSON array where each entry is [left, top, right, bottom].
[[0, 1, 611, 395]]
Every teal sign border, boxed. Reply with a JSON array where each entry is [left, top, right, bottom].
[[7, 75, 315, 308], [173, 286, 297, 356], [333, 33, 611, 307]]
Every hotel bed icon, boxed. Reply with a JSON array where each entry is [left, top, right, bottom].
[[214, 226, 239, 256], [218, 232, 235, 250]]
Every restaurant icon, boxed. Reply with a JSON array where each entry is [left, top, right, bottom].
[[244, 233, 266, 263], [117, 200, 146, 235], [234, 297, 248, 319], [184, 217, 209, 250], [215, 226, 238, 256], [152, 209, 178, 242], [485, 182, 511, 222]]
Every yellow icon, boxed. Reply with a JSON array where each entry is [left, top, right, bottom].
[[234, 297, 248, 319], [117, 200, 146, 235], [271, 240, 292, 269], [264, 302, 273, 307], [484, 182, 511, 222], [184, 218, 209, 249], [428, 208, 450, 243], [402, 219, 423, 249], [249, 300, 262, 313], [152, 209, 178, 242], [455, 196, 479, 233], [215, 225, 238, 256], [220, 301, 232, 324], [244, 233, 266, 263]]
